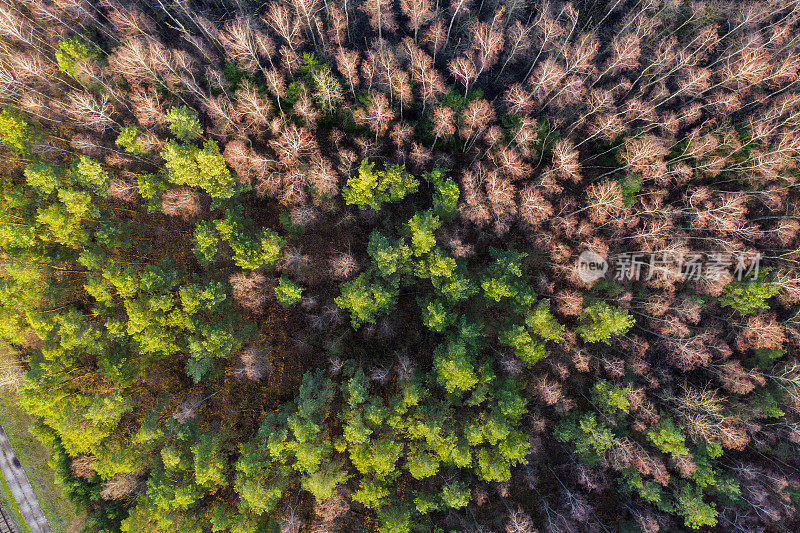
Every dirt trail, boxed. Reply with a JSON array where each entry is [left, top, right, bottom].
[[0, 425, 50, 533]]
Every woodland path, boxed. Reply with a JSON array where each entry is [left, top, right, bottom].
[[0, 507, 16, 533], [0, 424, 50, 533]]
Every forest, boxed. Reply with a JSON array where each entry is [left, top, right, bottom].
[[0, 0, 799, 531]]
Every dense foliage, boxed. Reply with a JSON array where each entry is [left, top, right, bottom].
[[0, 0, 800, 531]]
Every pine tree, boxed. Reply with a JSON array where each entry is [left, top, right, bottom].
[[720, 276, 779, 315], [0, 107, 34, 155], [166, 106, 203, 141], [342, 160, 419, 210], [335, 273, 399, 328], [275, 277, 303, 307], [576, 302, 635, 344]]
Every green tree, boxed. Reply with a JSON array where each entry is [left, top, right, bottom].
[[433, 338, 478, 393], [424, 168, 460, 219], [192, 432, 230, 487], [576, 302, 635, 343], [301, 461, 348, 501], [431, 265, 478, 304], [440, 481, 470, 509], [406, 449, 440, 479], [275, 278, 303, 307], [407, 210, 440, 256], [591, 379, 630, 414], [376, 505, 412, 533], [335, 273, 399, 328], [646, 417, 689, 457], [24, 161, 61, 195], [75, 156, 109, 195], [414, 247, 456, 280], [555, 413, 616, 466], [258, 228, 285, 269], [192, 222, 220, 265], [480, 248, 533, 308], [117, 126, 145, 155], [675, 484, 718, 529], [342, 160, 419, 210], [353, 479, 390, 509], [419, 297, 454, 333], [367, 231, 412, 278], [0, 107, 33, 155], [22, 385, 134, 456], [720, 275, 779, 315], [526, 299, 565, 341], [166, 106, 203, 141], [497, 324, 547, 367], [35, 199, 91, 247], [235, 417, 291, 515], [137, 173, 168, 212], [162, 139, 237, 199], [55, 37, 95, 78], [213, 206, 285, 269]]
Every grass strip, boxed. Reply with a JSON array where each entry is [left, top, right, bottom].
[[0, 467, 31, 533]]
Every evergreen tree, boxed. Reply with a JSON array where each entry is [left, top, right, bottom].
[[576, 302, 635, 344]]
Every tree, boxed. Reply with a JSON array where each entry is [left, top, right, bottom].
[[720, 277, 779, 315], [675, 484, 717, 529], [355, 92, 395, 137], [193, 221, 220, 265], [353, 479, 390, 509], [335, 273, 399, 328], [24, 161, 60, 195], [162, 187, 201, 221], [342, 160, 419, 210], [424, 168, 460, 219], [275, 277, 303, 307], [418, 297, 454, 333], [646, 418, 689, 457], [414, 247, 456, 280], [235, 433, 290, 515], [576, 302, 635, 344], [406, 449, 440, 479], [312, 67, 344, 113], [440, 481, 470, 509], [192, 432, 230, 487], [0, 107, 33, 155], [591, 379, 630, 414], [301, 461, 348, 502], [376, 505, 412, 533], [406, 210, 440, 256], [431, 266, 477, 304], [56, 37, 96, 78], [555, 413, 616, 466], [367, 231, 412, 278], [497, 325, 547, 367], [75, 156, 109, 195], [166, 106, 203, 141], [526, 299, 565, 341], [433, 338, 478, 393], [116, 126, 145, 155], [162, 139, 238, 199]]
